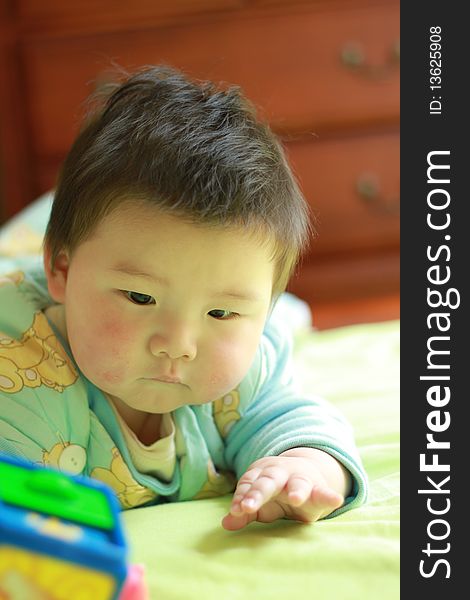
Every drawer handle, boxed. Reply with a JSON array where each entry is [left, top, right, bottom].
[[356, 173, 399, 215], [341, 40, 400, 80]]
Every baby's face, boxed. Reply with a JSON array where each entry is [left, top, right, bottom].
[[56, 202, 274, 414]]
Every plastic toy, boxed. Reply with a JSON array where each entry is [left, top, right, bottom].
[[0, 453, 148, 599]]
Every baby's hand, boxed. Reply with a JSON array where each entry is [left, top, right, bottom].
[[221, 449, 347, 531]]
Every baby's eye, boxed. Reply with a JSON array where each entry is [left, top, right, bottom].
[[208, 309, 239, 320], [125, 291, 156, 305]]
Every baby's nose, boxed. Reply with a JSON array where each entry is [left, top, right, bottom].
[[148, 325, 197, 361]]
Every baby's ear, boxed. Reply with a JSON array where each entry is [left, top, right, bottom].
[[43, 243, 70, 303]]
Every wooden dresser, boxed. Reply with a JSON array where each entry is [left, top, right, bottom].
[[0, 0, 399, 329]]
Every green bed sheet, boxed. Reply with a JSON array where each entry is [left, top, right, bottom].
[[122, 320, 400, 600]]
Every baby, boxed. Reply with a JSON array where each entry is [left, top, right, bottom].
[[0, 65, 367, 530]]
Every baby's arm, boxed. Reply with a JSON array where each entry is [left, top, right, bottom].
[[222, 309, 368, 529], [222, 447, 351, 531]]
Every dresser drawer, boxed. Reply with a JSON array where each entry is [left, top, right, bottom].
[[23, 1, 399, 160], [16, 0, 238, 35], [287, 129, 399, 258], [288, 249, 400, 304]]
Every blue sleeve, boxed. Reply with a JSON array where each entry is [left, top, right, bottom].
[[223, 314, 368, 517]]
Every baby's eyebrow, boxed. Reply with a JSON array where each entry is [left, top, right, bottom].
[[108, 265, 261, 303], [210, 289, 261, 303], [109, 265, 166, 285]]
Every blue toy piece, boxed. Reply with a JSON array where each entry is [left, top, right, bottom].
[[0, 453, 129, 599]]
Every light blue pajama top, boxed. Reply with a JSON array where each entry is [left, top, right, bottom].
[[0, 263, 367, 516]]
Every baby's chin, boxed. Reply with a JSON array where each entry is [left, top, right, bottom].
[[100, 375, 238, 414], [106, 392, 178, 415], [115, 385, 205, 414]]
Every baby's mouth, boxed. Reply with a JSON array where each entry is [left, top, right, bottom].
[[151, 377, 180, 384]]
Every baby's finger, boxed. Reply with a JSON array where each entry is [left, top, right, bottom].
[[222, 509, 258, 531], [282, 485, 344, 524], [230, 467, 263, 515], [309, 484, 344, 510], [237, 466, 289, 513], [286, 475, 314, 507]]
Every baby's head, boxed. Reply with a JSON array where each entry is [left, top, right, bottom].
[[43, 65, 312, 414]]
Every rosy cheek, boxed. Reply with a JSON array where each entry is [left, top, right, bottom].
[[96, 314, 136, 354], [101, 369, 126, 385], [98, 314, 133, 342], [208, 369, 229, 388], [93, 315, 136, 379], [206, 342, 246, 393]]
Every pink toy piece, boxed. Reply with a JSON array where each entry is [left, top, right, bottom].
[[119, 564, 149, 600]]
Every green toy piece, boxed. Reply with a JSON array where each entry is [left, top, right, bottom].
[[0, 460, 114, 530]]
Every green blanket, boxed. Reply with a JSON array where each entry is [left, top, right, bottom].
[[123, 320, 400, 600]]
